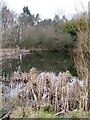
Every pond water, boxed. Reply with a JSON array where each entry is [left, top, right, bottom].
[[2, 51, 77, 78]]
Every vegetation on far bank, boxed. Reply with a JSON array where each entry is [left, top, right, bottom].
[[1, 5, 89, 57], [1, 4, 89, 53]]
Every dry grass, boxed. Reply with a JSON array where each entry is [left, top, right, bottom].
[[10, 67, 87, 114]]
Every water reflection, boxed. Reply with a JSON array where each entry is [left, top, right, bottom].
[[2, 51, 77, 79]]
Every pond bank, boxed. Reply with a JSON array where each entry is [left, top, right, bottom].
[[0, 49, 30, 61], [0, 48, 50, 62], [0, 48, 72, 62]]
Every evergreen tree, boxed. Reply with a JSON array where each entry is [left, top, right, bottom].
[[23, 6, 30, 16]]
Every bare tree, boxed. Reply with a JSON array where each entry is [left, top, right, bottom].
[[87, 1, 90, 111]]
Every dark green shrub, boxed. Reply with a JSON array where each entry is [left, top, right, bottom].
[[58, 16, 87, 38]]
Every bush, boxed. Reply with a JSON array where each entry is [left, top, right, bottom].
[[58, 16, 88, 39], [19, 25, 73, 51]]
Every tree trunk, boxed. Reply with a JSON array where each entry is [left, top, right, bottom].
[[87, 1, 90, 111]]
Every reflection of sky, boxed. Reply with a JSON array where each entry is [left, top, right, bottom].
[[40, 73, 83, 86], [2, 74, 84, 100], [70, 77, 83, 86], [5, 82, 23, 97]]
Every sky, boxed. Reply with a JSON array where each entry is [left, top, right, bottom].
[[4, 0, 90, 19]]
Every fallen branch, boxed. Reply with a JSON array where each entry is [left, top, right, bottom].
[[0, 111, 11, 120], [54, 110, 65, 116]]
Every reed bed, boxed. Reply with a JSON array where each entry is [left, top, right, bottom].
[[11, 67, 87, 114]]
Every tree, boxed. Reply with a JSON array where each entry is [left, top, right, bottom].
[[19, 6, 35, 25], [53, 15, 60, 23], [38, 19, 53, 26], [2, 6, 12, 28], [1, 5, 20, 48], [34, 13, 41, 25], [23, 6, 30, 15], [87, 1, 90, 111], [62, 15, 68, 22]]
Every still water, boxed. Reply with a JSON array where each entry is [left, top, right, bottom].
[[2, 51, 77, 77]]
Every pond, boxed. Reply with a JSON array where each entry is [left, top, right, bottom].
[[2, 51, 77, 78], [1, 51, 84, 117]]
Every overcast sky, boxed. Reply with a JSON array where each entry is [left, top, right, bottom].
[[4, 0, 90, 19]]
